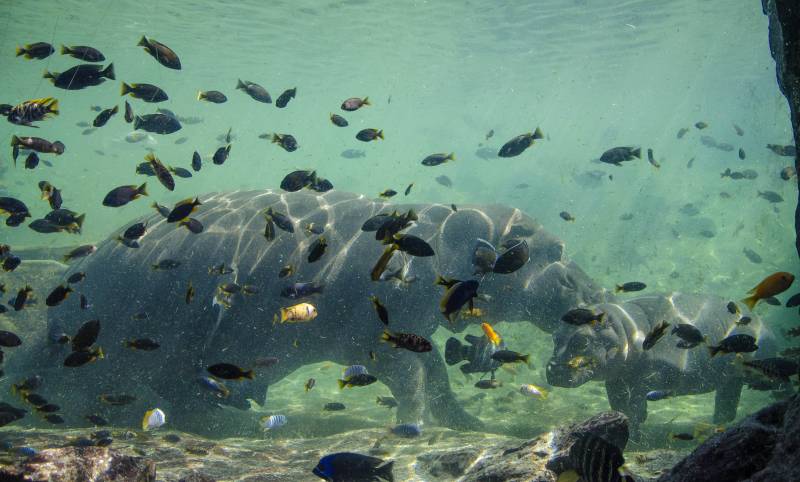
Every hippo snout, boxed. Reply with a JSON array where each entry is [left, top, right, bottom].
[[546, 359, 593, 388]]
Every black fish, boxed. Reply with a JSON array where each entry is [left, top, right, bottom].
[[709, 334, 758, 357], [213, 144, 232, 164], [642, 320, 670, 350], [11, 286, 33, 311], [743, 248, 762, 264], [391, 234, 434, 257], [275, 88, 296, 108], [0, 330, 22, 347], [265, 208, 293, 233], [138, 36, 181, 70], [492, 239, 529, 274], [44, 63, 114, 90], [270, 133, 297, 152], [569, 432, 632, 482], [491, 350, 530, 364], [370, 296, 389, 325], [380, 329, 432, 353], [440, 280, 479, 322], [64, 348, 103, 367], [207, 363, 254, 380], [124, 101, 134, 123], [123, 222, 147, 240], [16, 42, 54, 59], [152, 259, 181, 270], [180, 218, 203, 234], [60, 44, 105, 62], [45, 285, 73, 306], [191, 151, 202, 171], [757, 190, 783, 203], [67, 272, 86, 284], [561, 308, 605, 326], [497, 128, 544, 157], [330, 113, 348, 127], [236, 79, 271, 103], [281, 282, 324, 299], [197, 90, 227, 103], [121, 82, 168, 103], [133, 113, 181, 134], [312, 452, 393, 482], [93, 105, 118, 127], [308, 237, 327, 263], [103, 183, 148, 207], [124, 338, 160, 351], [421, 153, 455, 166], [24, 152, 39, 169], [356, 128, 383, 142], [72, 320, 100, 351], [615, 281, 646, 293], [323, 402, 346, 411], [146, 153, 175, 191], [600, 146, 641, 166], [672, 323, 706, 347], [404, 183, 413, 196]]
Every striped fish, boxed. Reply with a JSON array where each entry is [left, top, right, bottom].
[[141, 408, 166, 430], [343, 365, 368, 379], [568, 432, 633, 482], [261, 414, 287, 430]]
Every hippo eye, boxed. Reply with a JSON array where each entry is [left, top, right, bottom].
[[569, 335, 590, 352]]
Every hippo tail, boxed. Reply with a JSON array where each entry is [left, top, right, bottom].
[[445, 337, 468, 365]]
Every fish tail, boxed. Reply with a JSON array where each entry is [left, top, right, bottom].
[[380, 330, 394, 345], [376, 130, 384, 140], [521, 354, 530, 365], [271, 134, 280, 144], [337, 379, 347, 390], [708, 345, 721, 358], [101, 63, 115, 80], [133, 115, 142, 130], [74, 213, 86, 229], [137, 36, 148, 47], [10, 135, 20, 147], [236, 79, 246, 90], [59, 44, 70, 55], [539, 387, 549, 400], [48, 98, 59, 115], [362, 96, 370, 106], [43, 70, 55, 80], [375, 461, 394, 482], [532, 127, 544, 140], [121, 82, 132, 96], [244, 369, 254, 380], [96, 347, 104, 359], [137, 183, 148, 197], [447, 152, 455, 162], [614, 284, 623, 293], [197, 91, 205, 101], [632, 147, 642, 159], [110, 105, 119, 115], [15, 46, 25, 57], [740, 296, 758, 310]]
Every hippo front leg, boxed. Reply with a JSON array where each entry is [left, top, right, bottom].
[[423, 346, 484, 431], [714, 379, 743, 424], [605, 378, 647, 435]]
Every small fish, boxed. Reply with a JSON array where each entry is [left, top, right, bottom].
[[198, 376, 229, 398], [142, 408, 166, 430], [695, 121, 708, 130], [213, 144, 232, 164], [743, 248, 762, 264], [709, 334, 758, 357], [0, 330, 22, 347], [646, 390, 673, 401], [11, 135, 65, 155], [338, 373, 378, 389], [643, 321, 670, 350], [67, 272, 86, 284], [64, 347, 104, 367], [270, 133, 297, 152], [435, 175, 453, 188], [138, 36, 180, 69], [16, 42, 55, 60], [45, 284, 73, 306], [672, 323, 706, 347], [312, 452, 394, 482], [151, 259, 181, 270], [379, 189, 397, 199], [677, 127, 689, 139], [261, 414, 287, 430], [475, 378, 502, 389], [757, 190, 783, 203], [519, 384, 548, 400], [486, 129, 494, 140], [421, 152, 455, 166], [102, 183, 148, 207], [197, 90, 227, 103], [278, 265, 295, 278], [615, 281, 646, 293], [124, 101, 134, 123], [121, 82, 168, 103], [356, 128, 383, 142], [307, 237, 328, 263], [370, 296, 389, 325], [180, 218, 203, 234], [254, 356, 280, 368], [736, 316, 752, 326], [733, 124, 744, 136], [167, 197, 201, 223], [207, 363, 254, 380], [497, 129, 544, 157], [599, 146, 641, 166], [275, 88, 296, 108], [85, 414, 109, 425], [93, 105, 118, 127], [305, 378, 316, 392], [741, 272, 794, 310], [63, 245, 96, 263], [44, 414, 65, 424], [281, 282, 324, 299], [99, 394, 136, 406], [439, 279, 480, 322], [561, 308, 605, 326], [647, 148, 660, 168], [491, 350, 530, 364], [236, 79, 271, 103], [451, 204, 457, 212], [738, 148, 746, 160], [341, 97, 370, 111], [766, 144, 797, 156], [381, 330, 432, 353], [567, 355, 598, 370], [324, 402, 346, 411], [481, 322, 501, 345], [376, 396, 398, 408], [559, 211, 575, 222], [391, 423, 422, 438], [208, 263, 234, 275], [274, 302, 318, 323], [124, 338, 160, 351], [671, 432, 695, 441], [80, 294, 90, 309], [330, 113, 348, 127]]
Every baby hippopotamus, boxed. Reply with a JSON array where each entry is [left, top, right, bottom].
[[546, 293, 776, 433]]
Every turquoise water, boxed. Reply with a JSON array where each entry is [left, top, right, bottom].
[[0, 0, 798, 480]]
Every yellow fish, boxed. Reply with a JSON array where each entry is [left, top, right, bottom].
[[519, 383, 549, 400], [274, 302, 318, 323], [141, 408, 166, 430], [481, 322, 501, 345]]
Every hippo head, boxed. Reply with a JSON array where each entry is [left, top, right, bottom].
[[546, 319, 625, 388]]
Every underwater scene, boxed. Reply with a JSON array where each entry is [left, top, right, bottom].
[[1, 0, 799, 480]]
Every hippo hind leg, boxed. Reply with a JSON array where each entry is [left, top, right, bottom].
[[423, 345, 484, 431], [605, 378, 647, 436], [713, 379, 743, 424]]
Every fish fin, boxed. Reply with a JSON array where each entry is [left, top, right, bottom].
[[121, 82, 132, 96], [337, 379, 346, 389], [10, 135, 20, 147], [380, 330, 393, 344], [141, 409, 153, 430], [15, 46, 24, 57], [447, 152, 455, 161], [244, 369, 254, 380], [43, 70, 55, 80], [197, 91, 204, 101], [236, 79, 246, 89], [708, 345, 720, 357], [48, 99, 59, 115], [59, 44, 70, 55], [110, 105, 119, 114], [632, 147, 642, 159], [101, 63, 115, 80], [74, 213, 86, 229], [376, 130, 384, 140], [615, 284, 623, 293], [375, 460, 395, 482], [137, 183, 148, 197], [362, 96, 370, 106], [137, 36, 148, 47], [740, 296, 758, 310], [532, 127, 544, 140]]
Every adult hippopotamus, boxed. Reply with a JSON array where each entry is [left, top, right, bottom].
[[545, 293, 776, 433], [7, 189, 608, 435]]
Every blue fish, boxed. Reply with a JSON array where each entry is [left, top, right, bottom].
[[280, 282, 324, 299], [17, 447, 37, 457], [343, 365, 368, 379], [198, 376, 230, 398], [391, 423, 422, 438], [313, 452, 394, 481], [646, 390, 673, 401]]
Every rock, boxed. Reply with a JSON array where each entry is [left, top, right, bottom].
[[459, 436, 555, 482], [546, 411, 630, 474], [178, 471, 216, 482], [0, 446, 156, 482], [417, 448, 481, 479], [657, 398, 790, 482]]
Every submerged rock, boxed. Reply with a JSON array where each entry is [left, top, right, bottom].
[[0, 446, 156, 481], [546, 411, 629, 474]]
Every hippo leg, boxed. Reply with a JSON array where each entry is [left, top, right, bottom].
[[423, 346, 484, 431], [605, 378, 647, 435], [713, 379, 743, 424]]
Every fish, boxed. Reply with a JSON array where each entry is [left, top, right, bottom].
[[647, 148, 661, 168], [615, 281, 646, 293], [92, 105, 118, 128], [781, 166, 796, 180], [764, 297, 782, 306], [121, 82, 169, 103], [567, 355, 599, 371], [497, 128, 544, 157], [16, 42, 55, 59], [6, 97, 59, 126], [167, 197, 201, 223], [281, 282, 324, 299], [566, 432, 631, 482], [122, 222, 147, 240], [743, 248, 762, 264], [440, 280, 480, 322], [330, 113, 348, 127], [169, 166, 192, 178], [213, 144, 232, 164], [741, 272, 795, 310], [308, 237, 328, 262], [741, 357, 799, 381], [559, 211, 575, 222], [642, 321, 670, 350], [137, 35, 181, 69], [67, 272, 86, 284], [376, 396, 398, 408], [381, 330, 432, 352], [151, 259, 181, 270], [123, 101, 134, 123], [207, 363, 254, 380], [677, 127, 689, 138], [236, 79, 271, 103], [378, 189, 397, 198], [63, 245, 96, 263], [475, 378, 502, 389], [695, 121, 708, 129], [45, 285, 72, 306], [757, 190, 783, 203], [599, 146, 641, 166], [197, 90, 227, 103], [338, 373, 378, 389], [738, 148, 746, 160], [276, 88, 296, 108], [269, 133, 298, 152], [646, 390, 673, 401], [733, 123, 744, 136], [45, 63, 114, 90], [370, 296, 390, 325], [313, 452, 394, 482], [264, 208, 293, 233], [0, 330, 22, 347], [11, 135, 65, 155], [481, 322, 502, 345], [64, 347, 104, 367], [124, 338, 160, 351], [99, 394, 136, 406], [278, 265, 295, 278], [305, 378, 316, 392], [391, 423, 422, 438], [133, 113, 181, 134], [709, 334, 758, 357], [142, 408, 166, 431], [341, 97, 370, 111], [24, 152, 39, 169], [736, 316, 752, 326], [304, 222, 324, 237], [261, 414, 287, 430], [490, 350, 530, 364], [324, 402, 346, 411], [561, 308, 605, 326], [421, 152, 455, 166], [254, 357, 280, 369], [520, 384, 548, 400], [192, 151, 202, 171], [672, 323, 706, 348], [274, 302, 318, 323], [766, 144, 796, 156], [197, 376, 230, 398], [356, 128, 383, 142]]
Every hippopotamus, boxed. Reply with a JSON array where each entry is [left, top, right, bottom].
[[545, 293, 776, 433], [7, 189, 608, 435]]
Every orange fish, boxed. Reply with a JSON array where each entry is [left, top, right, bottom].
[[481, 322, 501, 345], [741, 271, 795, 310]]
